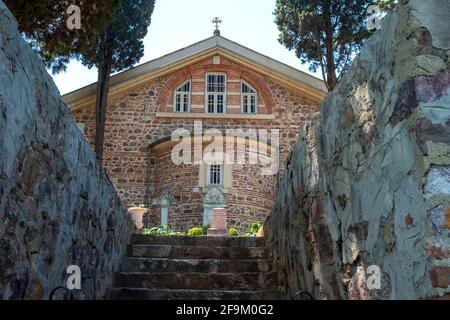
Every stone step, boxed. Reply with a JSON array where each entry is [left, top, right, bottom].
[[108, 288, 284, 300], [120, 258, 272, 273], [114, 272, 278, 291], [127, 245, 269, 260], [131, 235, 264, 247]]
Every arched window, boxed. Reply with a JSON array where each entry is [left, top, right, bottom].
[[241, 81, 257, 114], [174, 80, 191, 112]]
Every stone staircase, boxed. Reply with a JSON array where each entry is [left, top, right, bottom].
[[108, 235, 283, 300]]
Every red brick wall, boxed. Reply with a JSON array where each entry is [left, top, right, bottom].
[[427, 205, 450, 299], [144, 142, 278, 232], [72, 54, 319, 232], [149, 143, 203, 230]]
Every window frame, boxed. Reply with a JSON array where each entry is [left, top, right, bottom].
[[241, 81, 258, 114], [207, 164, 224, 186], [205, 73, 227, 114], [173, 80, 191, 113]]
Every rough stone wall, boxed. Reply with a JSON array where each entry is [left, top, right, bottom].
[[265, 0, 450, 300], [0, 2, 134, 299], [72, 56, 320, 231]]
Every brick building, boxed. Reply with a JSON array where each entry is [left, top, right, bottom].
[[64, 30, 326, 232]]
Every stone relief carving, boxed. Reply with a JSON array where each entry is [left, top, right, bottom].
[[203, 187, 227, 207]]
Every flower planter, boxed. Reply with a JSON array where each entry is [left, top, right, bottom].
[[128, 207, 148, 230]]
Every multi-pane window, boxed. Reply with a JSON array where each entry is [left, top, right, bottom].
[[241, 81, 257, 114], [206, 73, 226, 113], [174, 80, 191, 112], [208, 164, 223, 186]]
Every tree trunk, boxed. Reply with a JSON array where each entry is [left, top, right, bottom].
[[94, 54, 113, 163], [323, 0, 338, 92], [325, 47, 338, 91]]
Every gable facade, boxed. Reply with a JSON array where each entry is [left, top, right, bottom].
[[67, 36, 325, 232]]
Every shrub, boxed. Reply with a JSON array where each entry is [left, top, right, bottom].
[[188, 227, 204, 236], [240, 222, 262, 237], [202, 224, 210, 235], [229, 228, 239, 237], [249, 222, 262, 235], [141, 227, 160, 235], [142, 225, 184, 236]]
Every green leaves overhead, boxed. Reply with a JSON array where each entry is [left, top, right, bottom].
[[85, 0, 155, 163], [81, 0, 155, 73], [4, 0, 120, 73], [275, 0, 395, 91]]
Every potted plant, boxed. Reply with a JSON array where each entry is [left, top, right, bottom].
[[128, 204, 148, 230]]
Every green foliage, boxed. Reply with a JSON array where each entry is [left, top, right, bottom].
[[229, 228, 239, 237], [4, 0, 120, 74], [202, 224, 211, 235], [141, 227, 160, 235], [5, 0, 156, 162], [227, 223, 262, 237], [249, 223, 262, 235], [84, 0, 155, 162], [240, 223, 262, 237], [376, 0, 397, 11], [274, 0, 394, 91], [80, 0, 155, 73], [188, 227, 204, 236], [142, 225, 184, 236]]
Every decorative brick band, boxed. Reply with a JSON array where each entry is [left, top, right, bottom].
[[156, 57, 276, 113], [155, 68, 191, 110]]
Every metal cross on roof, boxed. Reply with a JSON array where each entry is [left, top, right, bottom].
[[212, 17, 222, 30]]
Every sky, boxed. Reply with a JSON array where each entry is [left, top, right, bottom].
[[51, 0, 320, 95]]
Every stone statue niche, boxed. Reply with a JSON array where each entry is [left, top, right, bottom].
[[202, 187, 227, 226]]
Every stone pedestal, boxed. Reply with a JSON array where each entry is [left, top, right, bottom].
[[207, 208, 230, 237]]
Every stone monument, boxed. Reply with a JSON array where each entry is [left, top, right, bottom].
[[207, 208, 230, 237]]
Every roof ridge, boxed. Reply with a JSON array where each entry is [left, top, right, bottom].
[[63, 35, 327, 108]]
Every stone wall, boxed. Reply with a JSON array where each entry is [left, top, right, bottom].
[[0, 2, 134, 300], [265, 0, 450, 300]]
